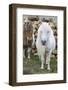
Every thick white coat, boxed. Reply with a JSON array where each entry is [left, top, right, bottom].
[[36, 22, 55, 70]]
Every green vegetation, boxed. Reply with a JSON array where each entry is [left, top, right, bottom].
[[23, 54, 57, 75]]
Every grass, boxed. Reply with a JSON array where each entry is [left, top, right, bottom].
[[23, 54, 57, 75]]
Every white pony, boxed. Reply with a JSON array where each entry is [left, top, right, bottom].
[[36, 22, 55, 70]]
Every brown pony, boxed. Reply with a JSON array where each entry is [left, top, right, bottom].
[[23, 20, 33, 59]]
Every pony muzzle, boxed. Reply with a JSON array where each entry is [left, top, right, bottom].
[[41, 40, 46, 45]]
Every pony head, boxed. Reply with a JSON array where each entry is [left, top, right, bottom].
[[39, 22, 51, 46]]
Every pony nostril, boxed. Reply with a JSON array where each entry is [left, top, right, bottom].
[[41, 40, 46, 45], [44, 41, 46, 43]]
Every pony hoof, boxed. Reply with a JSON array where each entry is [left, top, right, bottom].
[[47, 68, 50, 71], [27, 56, 30, 59], [41, 67, 44, 69]]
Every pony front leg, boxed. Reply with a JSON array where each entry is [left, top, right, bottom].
[[46, 51, 51, 70], [46, 51, 52, 70], [40, 55, 45, 69], [23, 49, 26, 58], [27, 47, 31, 59]]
